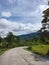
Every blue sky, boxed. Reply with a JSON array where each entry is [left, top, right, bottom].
[[0, 0, 49, 37]]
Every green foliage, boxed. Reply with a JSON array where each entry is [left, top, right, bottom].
[[39, 7, 49, 43], [32, 44, 49, 56], [27, 35, 49, 56], [44, 38, 49, 44], [0, 31, 49, 56], [0, 32, 32, 49], [0, 36, 2, 43], [6, 32, 14, 43], [27, 45, 32, 50], [0, 48, 8, 55]]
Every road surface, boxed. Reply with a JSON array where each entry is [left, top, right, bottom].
[[0, 47, 49, 65]]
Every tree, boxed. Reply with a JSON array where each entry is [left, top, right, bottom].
[[6, 32, 14, 43], [0, 36, 2, 43], [41, 8, 49, 31], [5, 32, 15, 48], [39, 5, 49, 43]]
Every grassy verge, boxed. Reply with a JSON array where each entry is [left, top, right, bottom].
[[0, 48, 10, 55], [24, 47, 32, 52], [32, 44, 49, 56]]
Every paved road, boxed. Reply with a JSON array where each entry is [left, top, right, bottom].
[[0, 47, 49, 65]]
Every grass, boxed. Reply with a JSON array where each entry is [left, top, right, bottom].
[[0, 48, 7, 55], [32, 44, 49, 56]]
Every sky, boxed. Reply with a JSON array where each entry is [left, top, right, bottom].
[[0, 0, 49, 37]]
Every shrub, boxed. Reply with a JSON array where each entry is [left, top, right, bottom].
[[28, 45, 32, 50], [32, 45, 49, 56]]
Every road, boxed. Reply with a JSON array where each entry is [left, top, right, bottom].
[[0, 47, 49, 65]]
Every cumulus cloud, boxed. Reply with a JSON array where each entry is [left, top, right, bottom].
[[0, 18, 42, 37], [1, 11, 12, 17], [1, 0, 48, 18], [0, 0, 48, 37], [8, 0, 16, 4]]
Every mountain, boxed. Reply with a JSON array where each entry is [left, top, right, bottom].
[[18, 32, 38, 39]]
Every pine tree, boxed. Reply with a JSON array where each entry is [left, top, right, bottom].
[[41, 8, 49, 32], [39, 1, 49, 43]]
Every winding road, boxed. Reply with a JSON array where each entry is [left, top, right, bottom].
[[0, 47, 49, 65]]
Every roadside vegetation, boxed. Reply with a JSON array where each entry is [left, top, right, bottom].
[[0, 48, 7, 55], [0, 32, 26, 55], [32, 44, 49, 56], [27, 37, 49, 56], [28, 7, 49, 56], [0, 31, 49, 56]]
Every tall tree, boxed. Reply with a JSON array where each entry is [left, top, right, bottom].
[[6, 32, 14, 44], [39, 1, 49, 43]]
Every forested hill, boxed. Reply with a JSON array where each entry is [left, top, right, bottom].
[[18, 32, 38, 39]]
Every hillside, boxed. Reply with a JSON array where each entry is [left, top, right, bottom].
[[18, 32, 38, 39]]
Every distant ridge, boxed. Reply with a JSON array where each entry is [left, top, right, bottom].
[[18, 32, 38, 39]]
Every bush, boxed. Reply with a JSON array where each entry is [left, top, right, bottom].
[[28, 45, 32, 50], [47, 50, 49, 55], [32, 45, 49, 56]]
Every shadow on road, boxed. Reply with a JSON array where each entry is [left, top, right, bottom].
[[31, 53, 49, 62]]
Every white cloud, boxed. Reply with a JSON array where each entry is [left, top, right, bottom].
[[10, 3, 49, 18], [1, 11, 12, 17], [8, 0, 16, 4], [44, 0, 47, 3], [0, 18, 42, 37], [1, 0, 47, 37], [31, 4, 49, 17], [39, 4, 49, 12]]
